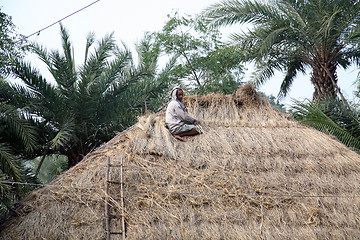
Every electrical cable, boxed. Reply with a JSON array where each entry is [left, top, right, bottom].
[[24, 0, 101, 39]]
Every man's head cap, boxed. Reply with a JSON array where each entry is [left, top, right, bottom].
[[171, 86, 183, 96]]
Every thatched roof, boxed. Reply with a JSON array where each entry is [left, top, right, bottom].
[[1, 84, 360, 239]]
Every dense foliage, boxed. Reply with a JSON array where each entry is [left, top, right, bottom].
[[0, 8, 25, 78], [156, 12, 245, 94], [0, 9, 35, 220], [0, 99, 37, 219]]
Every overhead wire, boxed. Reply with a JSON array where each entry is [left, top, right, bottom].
[[24, 0, 102, 40]]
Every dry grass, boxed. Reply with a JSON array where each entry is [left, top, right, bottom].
[[1, 84, 360, 239]]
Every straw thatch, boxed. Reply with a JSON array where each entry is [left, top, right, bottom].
[[1, 84, 360, 239]]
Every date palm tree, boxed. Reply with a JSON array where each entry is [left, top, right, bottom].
[[203, 0, 360, 99], [10, 25, 175, 168]]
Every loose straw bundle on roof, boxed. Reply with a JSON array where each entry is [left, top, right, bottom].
[[1, 84, 360, 239]]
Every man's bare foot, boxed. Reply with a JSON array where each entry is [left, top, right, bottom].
[[173, 134, 184, 141]]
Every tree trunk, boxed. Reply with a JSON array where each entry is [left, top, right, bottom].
[[310, 61, 337, 100]]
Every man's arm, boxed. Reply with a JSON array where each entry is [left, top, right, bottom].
[[174, 104, 197, 124]]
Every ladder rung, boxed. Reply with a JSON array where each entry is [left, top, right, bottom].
[[107, 180, 122, 184], [108, 164, 124, 168], [110, 214, 122, 219], [109, 231, 123, 234]]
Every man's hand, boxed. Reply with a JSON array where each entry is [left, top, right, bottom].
[[194, 120, 201, 125]]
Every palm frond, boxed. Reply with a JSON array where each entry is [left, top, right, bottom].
[[135, 34, 161, 75], [84, 31, 96, 65], [203, 0, 279, 27], [0, 79, 35, 107], [0, 104, 37, 152], [59, 23, 75, 73], [29, 43, 53, 70], [49, 50, 77, 95], [277, 0, 306, 27], [80, 33, 115, 84], [258, 26, 291, 56], [50, 117, 76, 150], [0, 143, 23, 182], [292, 98, 360, 151], [98, 46, 132, 94], [12, 61, 57, 100], [251, 56, 284, 87], [278, 59, 306, 98]]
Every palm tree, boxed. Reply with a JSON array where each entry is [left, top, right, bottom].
[[10, 25, 176, 168], [202, 0, 360, 99]]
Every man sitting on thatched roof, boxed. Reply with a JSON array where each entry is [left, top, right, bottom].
[[165, 87, 201, 141]]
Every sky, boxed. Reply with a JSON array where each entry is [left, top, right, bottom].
[[1, 0, 359, 107]]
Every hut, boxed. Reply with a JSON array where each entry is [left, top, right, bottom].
[[1, 84, 360, 239]]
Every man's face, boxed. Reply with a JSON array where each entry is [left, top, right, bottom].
[[176, 89, 184, 102]]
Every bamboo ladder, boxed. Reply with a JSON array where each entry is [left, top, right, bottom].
[[105, 156, 126, 240]]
